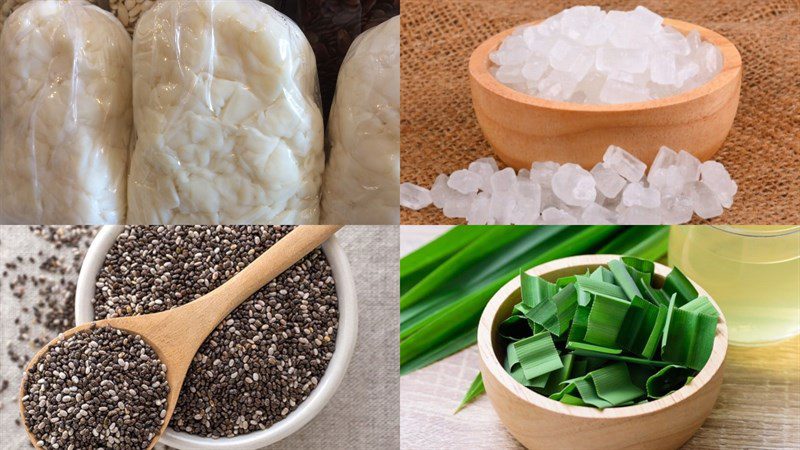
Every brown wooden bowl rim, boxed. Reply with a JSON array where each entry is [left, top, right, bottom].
[[477, 254, 729, 419], [469, 18, 743, 112]]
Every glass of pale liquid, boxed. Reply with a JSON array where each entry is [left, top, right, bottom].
[[668, 226, 800, 346]]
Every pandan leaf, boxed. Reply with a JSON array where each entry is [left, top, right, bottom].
[[566, 341, 622, 354], [680, 296, 719, 319], [575, 277, 627, 301], [608, 259, 642, 300], [662, 266, 699, 307], [527, 284, 579, 336], [513, 332, 564, 380], [498, 315, 533, 341], [618, 296, 665, 358], [454, 373, 485, 413], [646, 365, 693, 399], [661, 308, 717, 370], [621, 256, 655, 274], [520, 272, 557, 308], [584, 295, 630, 347], [588, 363, 645, 406]]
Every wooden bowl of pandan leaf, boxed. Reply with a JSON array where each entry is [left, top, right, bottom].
[[477, 255, 727, 450], [468, 19, 742, 170]]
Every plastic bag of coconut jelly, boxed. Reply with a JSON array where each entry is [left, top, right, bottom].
[[0, 0, 132, 224], [321, 16, 400, 224], [127, 0, 325, 224]]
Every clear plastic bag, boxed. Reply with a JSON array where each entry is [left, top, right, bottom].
[[321, 16, 400, 224], [0, 0, 133, 224], [127, 0, 324, 224]]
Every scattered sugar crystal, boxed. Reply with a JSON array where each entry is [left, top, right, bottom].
[[689, 180, 723, 219], [430, 174, 454, 208], [491, 167, 518, 192], [448, 169, 484, 194], [401, 144, 735, 224], [468, 160, 496, 193], [542, 207, 578, 224], [622, 182, 661, 208], [603, 145, 647, 182], [400, 183, 432, 210], [676, 150, 701, 182], [591, 163, 627, 198], [490, 189, 516, 223], [530, 161, 560, 185], [443, 192, 475, 218], [552, 164, 597, 207], [489, 6, 723, 103], [661, 193, 694, 224], [467, 193, 493, 225], [647, 146, 678, 188], [581, 202, 615, 224], [700, 161, 737, 207], [619, 206, 661, 224]]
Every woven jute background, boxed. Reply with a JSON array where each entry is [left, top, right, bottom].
[[400, 0, 800, 224]]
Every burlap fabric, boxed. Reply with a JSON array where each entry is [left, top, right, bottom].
[[401, 0, 800, 224]]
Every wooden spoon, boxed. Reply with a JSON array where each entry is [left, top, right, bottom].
[[20, 225, 342, 449]]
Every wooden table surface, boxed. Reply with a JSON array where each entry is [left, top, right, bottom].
[[399, 227, 800, 449]]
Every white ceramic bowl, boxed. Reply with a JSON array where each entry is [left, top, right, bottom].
[[75, 225, 358, 450]]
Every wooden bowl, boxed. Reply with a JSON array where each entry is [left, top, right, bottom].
[[469, 19, 743, 170], [477, 255, 728, 450]]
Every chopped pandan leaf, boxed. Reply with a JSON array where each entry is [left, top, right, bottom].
[[454, 373, 485, 414], [513, 332, 564, 380], [559, 393, 586, 406], [513, 302, 531, 316], [566, 341, 622, 354], [527, 284, 579, 336], [498, 315, 533, 341], [574, 378, 613, 409], [661, 293, 677, 351], [504, 342, 519, 372], [575, 276, 627, 301], [590, 266, 616, 283], [570, 358, 589, 379], [662, 266, 699, 307], [588, 363, 645, 406], [569, 350, 671, 367], [639, 277, 669, 306], [608, 259, 642, 300], [520, 272, 558, 308], [627, 363, 659, 391], [567, 305, 591, 343], [621, 256, 655, 274], [544, 353, 575, 395], [584, 295, 631, 347], [661, 308, 717, 370], [646, 365, 694, 399], [680, 296, 719, 319], [618, 296, 667, 358], [556, 275, 578, 288]]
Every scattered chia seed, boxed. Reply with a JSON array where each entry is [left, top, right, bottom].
[[22, 325, 168, 450], [93, 226, 339, 438]]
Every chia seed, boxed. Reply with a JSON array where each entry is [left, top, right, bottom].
[[93, 226, 339, 438], [22, 325, 168, 449]]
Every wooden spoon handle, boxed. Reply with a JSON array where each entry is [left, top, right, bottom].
[[189, 225, 342, 336]]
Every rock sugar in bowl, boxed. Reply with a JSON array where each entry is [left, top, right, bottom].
[[85, 225, 342, 445], [488, 6, 722, 104], [469, 5, 742, 171], [21, 325, 169, 450]]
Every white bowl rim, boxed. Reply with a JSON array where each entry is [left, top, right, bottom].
[[477, 254, 728, 420], [75, 225, 358, 450]]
